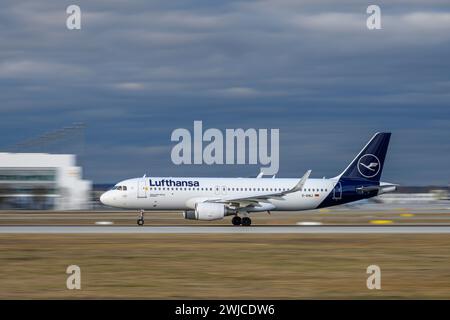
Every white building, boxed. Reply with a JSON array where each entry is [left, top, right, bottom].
[[0, 153, 91, 210]]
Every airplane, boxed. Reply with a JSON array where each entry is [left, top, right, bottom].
[[100, 132, 397, 226]]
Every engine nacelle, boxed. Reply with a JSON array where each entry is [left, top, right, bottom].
[[183, 202, 236, 221]]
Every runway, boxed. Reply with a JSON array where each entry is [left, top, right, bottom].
[[2, 225, 450, 234]]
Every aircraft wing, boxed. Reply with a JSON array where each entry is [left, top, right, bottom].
[[207, 170, 311, 207]]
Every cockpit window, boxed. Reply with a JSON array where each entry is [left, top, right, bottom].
[[111, 185, 126, 191]]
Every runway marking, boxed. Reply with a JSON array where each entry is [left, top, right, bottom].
[[296, 222, 323, 226], [370, 220, 393, 225], [1, 226, 450, 234], [400, 213, 414, 217]]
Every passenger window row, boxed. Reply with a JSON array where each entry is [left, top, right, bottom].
[[147, 187, 328, 192]]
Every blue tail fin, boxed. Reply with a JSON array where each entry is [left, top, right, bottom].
[[338, 132, 391, 182]]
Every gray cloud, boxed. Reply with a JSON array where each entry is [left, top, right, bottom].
[[0, 0, 449, 184]]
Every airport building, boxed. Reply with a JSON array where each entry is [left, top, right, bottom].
[[0, 153, 91, 210]]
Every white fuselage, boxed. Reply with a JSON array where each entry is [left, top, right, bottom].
[[101, 177, 340, 212]]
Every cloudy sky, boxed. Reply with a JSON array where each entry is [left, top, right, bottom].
[[1, 0, 449, 185]]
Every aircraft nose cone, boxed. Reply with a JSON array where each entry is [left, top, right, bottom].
[[100, 192, 109, 206]]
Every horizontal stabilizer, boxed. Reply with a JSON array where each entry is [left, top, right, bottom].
[[356, 183, 398, 195]]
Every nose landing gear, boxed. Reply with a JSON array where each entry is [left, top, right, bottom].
[[137, 209, 144, 226]]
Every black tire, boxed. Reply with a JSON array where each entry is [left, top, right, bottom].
[[232, 216, 242, 226], [137, 218, 144, 226], [242, 217, 251, 226]]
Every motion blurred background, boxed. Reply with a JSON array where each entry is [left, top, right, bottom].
[[0, 122, 448, 210], [0, 0, 449, 210]]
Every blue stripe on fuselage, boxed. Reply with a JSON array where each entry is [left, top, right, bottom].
[[317, 178, 379, 208]]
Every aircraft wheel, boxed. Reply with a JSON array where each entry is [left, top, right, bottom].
[[231, 216, 242, 226], [242, 217, 251, 226], [137, 218, 144, 226]]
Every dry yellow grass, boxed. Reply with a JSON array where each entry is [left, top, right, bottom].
[[1, 234, 450, 299]]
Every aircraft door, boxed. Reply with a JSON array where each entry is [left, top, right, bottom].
[[333, 182, 342, 200], [137, 178, 148, 198]]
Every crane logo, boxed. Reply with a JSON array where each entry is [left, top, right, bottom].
[[358, 154, 381, 178]]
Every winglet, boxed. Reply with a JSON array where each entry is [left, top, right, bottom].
[[283, 170, 311, 195]]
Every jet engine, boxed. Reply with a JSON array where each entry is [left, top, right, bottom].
[[183, 202, 236, 221]]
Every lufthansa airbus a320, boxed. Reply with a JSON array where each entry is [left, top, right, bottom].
[[100, 132, 396, 226]]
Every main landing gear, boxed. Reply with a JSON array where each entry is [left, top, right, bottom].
[[137, 209, 144, 226], [231, 216, 251, 226]]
